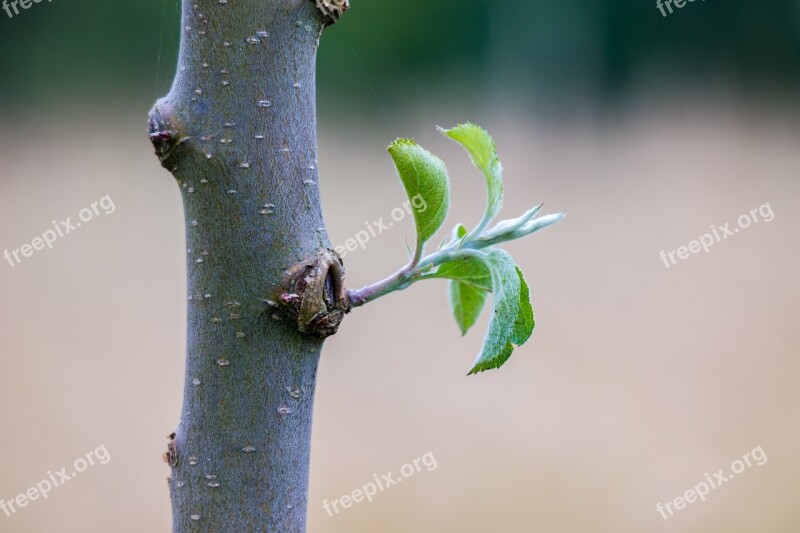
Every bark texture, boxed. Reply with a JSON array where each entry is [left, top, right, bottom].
[[149, 1, 341, 530]]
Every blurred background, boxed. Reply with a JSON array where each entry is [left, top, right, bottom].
[[1, 0, 799, 532]]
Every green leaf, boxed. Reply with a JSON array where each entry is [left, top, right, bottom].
[[388, 139, 450, 250], [434, 255, 492, 335], [426, 252, 536, 373], [480, 204, 543, 242], [468, 250, 520, 375], [436, 256, 492, 291], [474, 212, 565, 248], [449, 280, 489, 336], [515, 213, 566, 238], [439, 123, 503, 222], [440, 223, 467, 250], [511, 267, 534, 345]]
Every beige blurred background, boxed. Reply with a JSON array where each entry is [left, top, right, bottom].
[[1, 100, 798, 532], [2, 0, 800, 531]]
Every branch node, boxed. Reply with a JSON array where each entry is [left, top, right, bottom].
[[163, 432, 178, 468], [275, 249, 350, 338], [314, 0, 349, 26], [148, 102, 182, 166]]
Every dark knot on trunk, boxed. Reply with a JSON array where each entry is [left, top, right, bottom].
[[314, 0, 349, 26], [275, 248, 350, 338]]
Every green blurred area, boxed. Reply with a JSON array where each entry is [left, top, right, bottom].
[[0, 0, 798, 116]]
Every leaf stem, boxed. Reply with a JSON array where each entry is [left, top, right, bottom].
[[347, 262, 415, 308], [347, 245, 482, 308]]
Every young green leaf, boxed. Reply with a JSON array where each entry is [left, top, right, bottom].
[[388, 139, 450, 251], [435, 256, 492, 290], [511, 267, 534, 345], [468, 250, 520, 375], [515, 213, 566, 239], [439, 123, 503, 222], [482, 269, 536, 374], [479, 204, 543, 243], [434, 255, 492, 335], [448, 280, 489, 336], [440, 223, 467, 250], [473, 212, 566, 248]]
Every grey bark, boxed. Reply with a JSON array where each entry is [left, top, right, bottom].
[[148, 1, 343, 530]]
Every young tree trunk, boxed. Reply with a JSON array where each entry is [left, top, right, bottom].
[[148, 1, 348, 530]]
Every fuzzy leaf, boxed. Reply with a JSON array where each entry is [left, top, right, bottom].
[[515, 213, 566, 238], [435, 255, 492, 335], [388, 139, 450, 249], [468, 250, 520, 375], [440, 123, 503, 221], [449, 281, 489, 336], [480, 204, 543, 242], [436, 256, 492, 291], [475, 212, 566, 248], [511, 267, 535, 345]]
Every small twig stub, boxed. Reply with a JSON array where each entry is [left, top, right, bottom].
[[314, 0, 349, 25], [163, 432, 178, 468], [276, 249, 350, 338]]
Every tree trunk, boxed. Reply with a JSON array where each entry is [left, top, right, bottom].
[[148, 1, 345, 530]]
